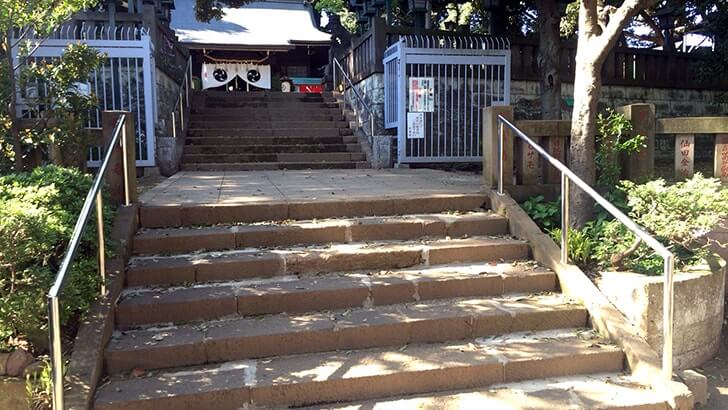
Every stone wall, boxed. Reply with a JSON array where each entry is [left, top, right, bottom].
[[345, 73, 389, 136], [154, 68, 185, 176], [511, 80, 728, 120]]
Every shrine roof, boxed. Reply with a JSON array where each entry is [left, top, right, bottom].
[[171, 0, 331, 49]]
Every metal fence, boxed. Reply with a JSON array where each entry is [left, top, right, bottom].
[[12, 26, 157, 167], [383, 35, 510, 163]]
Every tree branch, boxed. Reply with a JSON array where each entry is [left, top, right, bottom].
[[639, 10, 664, 46], [601, 0, 659, 46], [580, 0, 601, 38]]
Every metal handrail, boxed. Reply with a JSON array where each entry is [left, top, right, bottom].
[[332, 57, 375, 138], [496, 115, 675, 383], [47, 114, 131, 409], [171, 55, 193, 138]]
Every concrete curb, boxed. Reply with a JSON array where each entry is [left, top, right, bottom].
[[64, 204, 139, 410], [487, 190, 694, 409]]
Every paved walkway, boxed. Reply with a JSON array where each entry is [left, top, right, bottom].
[[139, 169, 483, 206]]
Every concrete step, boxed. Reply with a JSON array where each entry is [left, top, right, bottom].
[[138, 193, 489, 228], [184, 135, 357, 146], [132, 212, 509, 255], [116, 262, 556, 327], [105, 294, 588, 373], [125, 236, 529, 287], [190, 113, 345, 121], [307, 373, 669, 410], [188, 120, 350, 129], [180, 161, 370, 172], [188, 128, 352, 137], [204, 101, 341, 109], [198, 90, 334, 98], [180, 152, 366, 164], [183, 143, 361, 154], [191, 107, 343, 116], [95, 329, 622, 409]]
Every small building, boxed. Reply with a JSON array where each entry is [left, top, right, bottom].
[[170, 0, 331, 93]]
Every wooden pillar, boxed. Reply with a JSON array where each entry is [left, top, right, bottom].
[[617, 103, 655, 181], [101, 111, 137, 205], [714, 134, 728, 182], [483, 105, 514, 189], [675, 134, 695, 180]]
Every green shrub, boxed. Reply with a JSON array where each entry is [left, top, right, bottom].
[[0, 166, 113, 352], [521, 195, 560, 231]]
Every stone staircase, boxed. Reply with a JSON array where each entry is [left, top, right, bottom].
[[182, 91, 368, 171], [94, 193, 675, 409]]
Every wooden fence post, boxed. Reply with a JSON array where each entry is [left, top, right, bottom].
[[101, 111, 137, 206], [483, 105, 514, 189], [617, 103, 655, 181]]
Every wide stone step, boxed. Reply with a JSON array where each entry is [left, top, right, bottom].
[[191, 113, 345, 121], [116, 262, 556, 327], [96, 330, 622, 409], [307, 373, 668, 410], [105, 294, 588, 373], [198, 90, 334, 98], [139, 193, 489, 228], [188, 120, 349, 129], [185, 135, 357, 146], [191, 107, 343, 116], [132, 212, 509, 255], [183, 143, 361, 154], [204, 102, 340, 109], [125, 237, 529, 286], [188, 128, 352, 137], [180, 161, 370, 172], [181, 152, 366, 164]]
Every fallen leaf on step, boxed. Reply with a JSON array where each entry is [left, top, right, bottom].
[[131, 368, 145, 378]]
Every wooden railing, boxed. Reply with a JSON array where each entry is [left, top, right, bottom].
[[336, 27, 728, 91], [483, 104, 728, 188]]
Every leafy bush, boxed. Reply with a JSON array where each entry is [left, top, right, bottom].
[[595, 108, 646, 188], [0, 166, 113, 352], [520, 195, 560, 231]]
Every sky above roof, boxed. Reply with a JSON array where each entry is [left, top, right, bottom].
[[170, 0, 331, 47]]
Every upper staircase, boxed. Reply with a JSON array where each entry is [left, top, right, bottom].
[[92, 190, 679, 409], [182, 91, 368, 171]]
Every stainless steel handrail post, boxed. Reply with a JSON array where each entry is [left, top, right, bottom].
[[171, 111, 177, 139], [561, 172, 569, 264], [497, 121, 504, 195], [95, 191, 106, 296], [332, 58, 375, 139], [49, 296, 63, 409], [496, 114, 675, 385], [121, 121, 130, 206]]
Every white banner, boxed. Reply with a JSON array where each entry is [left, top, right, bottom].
[[201, 63, 271, 90]]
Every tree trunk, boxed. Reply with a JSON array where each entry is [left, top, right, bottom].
[[536, 0, 562, 120], [4, 33, 23, 171], [568, 46, 603, 227]]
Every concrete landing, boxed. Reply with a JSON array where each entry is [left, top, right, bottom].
[[139, 169, 482, 206]]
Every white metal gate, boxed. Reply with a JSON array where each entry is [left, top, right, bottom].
[[384, 35, 510, 163], [13, 24, 157, 167]]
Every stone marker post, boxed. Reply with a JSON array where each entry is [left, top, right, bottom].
[[483, 105, 514, 189], [617, 103, 655, 181], [675, 134, 695, 180], [101, 111, 138, 205], [714, 134, 728, 182]]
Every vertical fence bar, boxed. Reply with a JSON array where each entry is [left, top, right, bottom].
[[171, 111, 177, 139], [663, 255, 675, 381], [96, 192, 106, 296], [49, 296, 64, 409], [561, 173, 570, 264]]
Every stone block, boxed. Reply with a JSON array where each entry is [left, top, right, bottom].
[[678, 369, 708, 406]]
